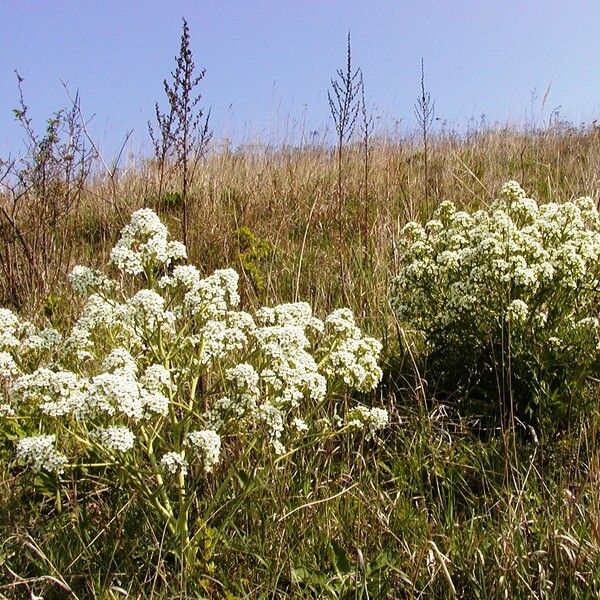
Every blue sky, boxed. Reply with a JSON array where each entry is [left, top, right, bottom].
[[1, 1, 600, 157]]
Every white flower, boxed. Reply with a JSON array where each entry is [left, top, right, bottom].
[[160, 452, 188, 475], [292, 418, 309, 433], [110, 208, 186, 275], [345, 405, 389, 439], [255, 324, 309, 355], [0, 404, 15, 416], [0, 308, 20, 349], [392, 180, 600, 411], [0, 352, 19, 379], [324, 308, 360, 338], [101, 348, 138, 376], [69, 265, 113, 295], [322, 336, 383, 392], [401, 221, 427, 241], [159, 264, 201, 290], [122, 208, 168, 240], [181, 269, 240, 317], [257, 402, 285, 452], [506, 300, 529, 325], [200, 317, 249, 364], [185, 430, 221, 473], [85, 372, 142, 419], [227, 311, 256, 334], [92, 426, 136, 452], [21, 327, 63, 352], [124, 290, 172, 330], [501, 180, 527, 201], [16, 434, 68, 474], [140, 388, 169, 416], [140, 364, 175, 393], [320, 308, 383, 392], [166, 240, 187, 262], [257, 302, 309, 326], [255, 324, 327, 405], [64, 326, 93, 360], [10, 368, 87, 417], [75, 294, 120, 331], [110, 245, 144, 275], [226, 363, 259, 394]]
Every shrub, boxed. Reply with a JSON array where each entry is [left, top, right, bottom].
[[235, 225, 275, 295], [392, 181, 600, 432], [0, 208, 386, 582]]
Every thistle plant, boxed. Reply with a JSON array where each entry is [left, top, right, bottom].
[[392, 181, 600, 433], [0, 208, 385, 577]]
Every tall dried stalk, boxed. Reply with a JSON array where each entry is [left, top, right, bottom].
[[414, 59, 435, 205], [149, 17, 212, 246], [359, 73, 374, 247], [328, 32, 361, 220]]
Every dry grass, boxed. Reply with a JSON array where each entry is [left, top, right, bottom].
[[37, 123, 600, 325]]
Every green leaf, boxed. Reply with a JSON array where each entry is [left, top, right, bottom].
[[328, 539, 353, 575]]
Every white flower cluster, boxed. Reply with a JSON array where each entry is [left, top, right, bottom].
[[345, 405, 390, 439], [5, 208, 387, 483], [185, 429, 221, 473], [140, 364, 175, 393], [393, 183, 600, 332], [84, 368, 170, 420], [0, 351, 19, 379], [10, 368, 87, 417], [160, 266, 241, 319], [256, 301, 324, 334], [0, 308, 20, 349], [123, 289, 175, 333], [255, 323, 326, 404], [198, 312, 253, 365], [200, 302, 385, 452], [69, 265, 114, 295], [506, 299, 529, 325], [86, 372, 144, 419], [321, 309, 383, 392], [226, 363, 259, 394], [65, 294, 121, 360], [110, 208, 187, 275], [92, 426, 136, 453], [245, 321, 326, 453], [102, 348, 138, 376], [160, 452, 188, 475], [20, 327, 63, 353], [292, 417, 309, 432], [8, 351, 170, 422], [392, 181, 600, 408], [16, 434, 68, 473]]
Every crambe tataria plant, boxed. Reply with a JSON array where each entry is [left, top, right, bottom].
[[1, 208, 386, 571], [392, 181, 600, 433]]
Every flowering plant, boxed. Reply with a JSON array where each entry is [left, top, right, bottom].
[[0, 209, 386, 570], [392, 182, 600, 429]]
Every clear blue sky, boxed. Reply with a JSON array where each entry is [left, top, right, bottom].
[[2, 0, 600, 157]]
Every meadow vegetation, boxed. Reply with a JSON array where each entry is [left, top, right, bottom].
[[4, 108, 600, 598], [4, 25, 600, 600]]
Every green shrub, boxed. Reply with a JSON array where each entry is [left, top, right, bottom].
[[160, 190, 183, 209], [235, 225, 275, 295], [392, 181, 600, 432]]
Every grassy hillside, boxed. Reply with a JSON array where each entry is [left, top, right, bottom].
[[2, 124, 600, 599]]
